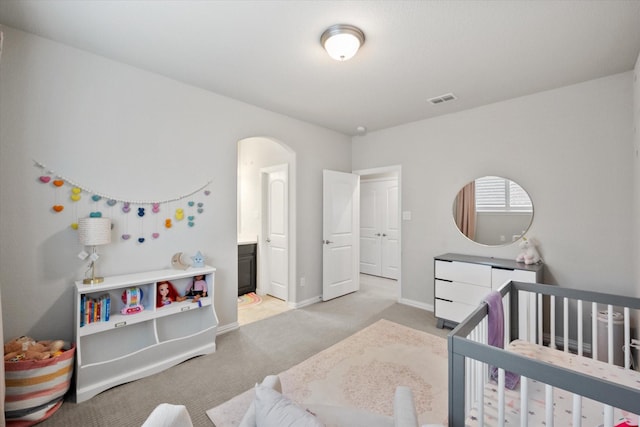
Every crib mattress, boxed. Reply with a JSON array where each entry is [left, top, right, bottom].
[[465, 340, 639, 427]]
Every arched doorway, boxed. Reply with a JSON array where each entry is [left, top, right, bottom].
[[237, 137, 296, 320]]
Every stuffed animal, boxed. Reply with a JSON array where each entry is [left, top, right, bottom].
[[4, 336, 65, 362], [515, 236, 542, 265]]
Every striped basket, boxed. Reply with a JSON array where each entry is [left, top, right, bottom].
[[4, 345, 75, 426]]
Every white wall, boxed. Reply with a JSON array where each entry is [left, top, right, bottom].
[[353, 72, 635, 306], [0, 27, 351, 342]]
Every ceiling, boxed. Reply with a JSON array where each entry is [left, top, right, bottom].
[[1, 1, 639, 136]]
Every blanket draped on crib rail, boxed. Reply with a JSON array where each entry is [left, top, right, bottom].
[[484, 291, 519, 390]]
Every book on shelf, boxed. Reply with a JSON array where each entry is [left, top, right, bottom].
[[80, 294, 111, 327]]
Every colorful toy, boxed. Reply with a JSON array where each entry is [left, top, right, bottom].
[[185, 275, 207, 301], [191, 251, 205, 268], [156, 281, 186, 308], [121, 287, 144, 315], [4, 336, 65, 362]]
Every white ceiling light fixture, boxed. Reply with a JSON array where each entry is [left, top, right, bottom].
[[321, 24, 365, 61]]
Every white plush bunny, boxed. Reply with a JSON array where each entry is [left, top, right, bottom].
[[515, 236, 542, 265]]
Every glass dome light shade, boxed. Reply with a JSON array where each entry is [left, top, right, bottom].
[[321, 24, 365, 61]]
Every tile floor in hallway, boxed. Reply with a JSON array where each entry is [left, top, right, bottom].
[[237, 293, 290, 326], [237, 274, 398, 326]]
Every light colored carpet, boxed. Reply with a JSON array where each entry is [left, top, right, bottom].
[[206, 319, 449, 426]]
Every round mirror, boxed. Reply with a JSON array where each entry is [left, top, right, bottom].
[[452, 176, 533, 246]]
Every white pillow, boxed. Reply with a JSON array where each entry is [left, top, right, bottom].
[[254, 384, 324, 427], [141, 403, 194, 427]]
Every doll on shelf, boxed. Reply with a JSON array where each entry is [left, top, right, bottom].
[[156, 281, 186, 308], [185, 275, 207, 302]]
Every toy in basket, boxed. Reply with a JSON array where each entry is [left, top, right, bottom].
[[4, 337, 75, 426], [121, 287, 144, 315]]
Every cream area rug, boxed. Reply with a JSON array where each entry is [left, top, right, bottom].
[[206, 319, 448, 426]]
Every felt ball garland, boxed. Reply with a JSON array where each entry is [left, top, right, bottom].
[[34, 160, 211, 245]]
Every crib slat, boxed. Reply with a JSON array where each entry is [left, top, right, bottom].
[[545, 384, 554, 426], [624, 307, 631, 369], [573, 394, 582, 426], [520, 376, 528, 427], [592, 303, 598, 360], [503, 293, 509, 348], [564, 297, 569, 353], [607, 305, 614, 364], [577, 299, 583, 356], [604, 404, 614, 427], [537, 293, 543, 346], [550, 296, 556, 349]]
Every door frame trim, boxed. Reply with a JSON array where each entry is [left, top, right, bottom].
[[353, 165, 402, 302]]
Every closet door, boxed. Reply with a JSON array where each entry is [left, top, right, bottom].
[[360, 182, 381, 275], [359, 179, 399, 279]]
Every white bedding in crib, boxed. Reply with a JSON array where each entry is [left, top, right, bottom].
[[465, 340, 639, 427]]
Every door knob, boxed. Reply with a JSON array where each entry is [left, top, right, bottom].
[[375, 233, 381, 236], [266, 239, 271, 243], [382, 233, 387, 237], [323, 240, 334, 245]]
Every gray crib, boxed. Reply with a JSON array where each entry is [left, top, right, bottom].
[[448, 280, 640, 427]]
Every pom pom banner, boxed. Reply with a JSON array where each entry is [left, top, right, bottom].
[[34, 160, 211, 244]]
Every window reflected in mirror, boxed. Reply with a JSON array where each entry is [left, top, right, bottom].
[[453, 176, 533, 246]]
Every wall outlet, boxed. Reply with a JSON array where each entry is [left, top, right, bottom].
[[300, 276, 306, 287]]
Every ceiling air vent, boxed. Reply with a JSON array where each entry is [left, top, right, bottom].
[[428, 93, 457, 105]]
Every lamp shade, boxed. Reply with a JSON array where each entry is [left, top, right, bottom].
[[78, 217, 111, 246]]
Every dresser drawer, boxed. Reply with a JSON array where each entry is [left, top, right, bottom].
[[435, 279, 490, 307], [435, 299, 476, 324], [491, 267, 538, 290], [435, 260, 491, 287]]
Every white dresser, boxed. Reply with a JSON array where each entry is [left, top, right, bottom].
[[434, 253, 543, 334]]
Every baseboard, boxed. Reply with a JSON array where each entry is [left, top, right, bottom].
[[289, 295, 322, 309], [217, 322, 239, 335], [398, 298, 434, 312]]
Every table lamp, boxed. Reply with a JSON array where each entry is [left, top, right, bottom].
[[78, 217, 111, 284]]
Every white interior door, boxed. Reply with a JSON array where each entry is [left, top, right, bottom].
[[359, 179, 399, 279], [381, 181, 399, 279], [323, 170, 360, 301], [359, 183, 380, 275], [263, 164, 288, 301]]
